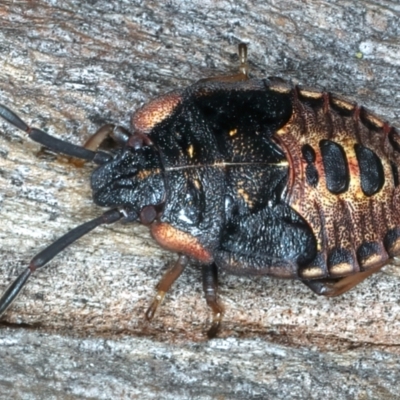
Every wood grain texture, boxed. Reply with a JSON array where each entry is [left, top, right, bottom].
[[0, 0, 400, 398]]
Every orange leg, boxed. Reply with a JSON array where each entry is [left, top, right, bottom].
[[71, 124, 130, 167], [83, 124, 130, 151], [198, 43, 249, 84], [150, 223, 224, 336], [303, 262, 386, 297], [145, 255, 188, 320]]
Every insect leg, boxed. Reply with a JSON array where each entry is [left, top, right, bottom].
[[0, 104, 111, 164], [197, 43, 249, 83], [0, 208, 125, 317], [202, 263, 223, 339], [83, 124, 131, 151], [145, 255, 188, 321], [68, 123, 131, 167], [238, 42, 249, 77], [302, 262, 386, 296], [83, 123, 154, 152]]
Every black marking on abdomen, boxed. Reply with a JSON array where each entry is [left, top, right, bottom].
[[354, 144, 384, 196], [359, 107, 385, 132], [389, 128, 400, 153], [305, 165, 319, 187], [327, 248, 354, 277], [391, 161, 399, 187], [384, 228, 400, 257], [328, 94, 355, 117], [356, 242, 385, 269], [319, 140, 349, 194], [301, 144, 316, 163], [301, 144, 319, 187]]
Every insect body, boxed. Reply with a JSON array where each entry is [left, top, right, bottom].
[[0, 44, 399, 337]]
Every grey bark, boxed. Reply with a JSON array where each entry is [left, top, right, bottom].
[[0, 0, 400, 399]]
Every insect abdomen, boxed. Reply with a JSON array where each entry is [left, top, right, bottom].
[[274, 84, 400, 280]]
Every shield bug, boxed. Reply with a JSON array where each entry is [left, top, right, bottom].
[[0, 44, 399, 338]]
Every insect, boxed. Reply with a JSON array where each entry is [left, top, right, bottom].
[[0, 44, 399, 338]]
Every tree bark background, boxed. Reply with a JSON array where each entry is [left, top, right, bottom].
[[1, 0, 400, 399]]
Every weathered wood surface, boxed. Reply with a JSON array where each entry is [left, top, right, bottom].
[[0, 0, 400, 398]]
